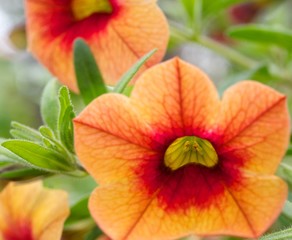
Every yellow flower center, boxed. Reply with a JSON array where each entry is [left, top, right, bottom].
[[164, 136, 218, 170], [71, 0, 113, 20]]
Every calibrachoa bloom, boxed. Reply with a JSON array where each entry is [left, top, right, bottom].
[[74, 58, 290, 239], [25, 0, 169, 92], [0, 181, 69, 240]]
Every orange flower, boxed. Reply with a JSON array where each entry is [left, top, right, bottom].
[[25, 0, 169, 92], [74, 58, 290, 239], [0, 181, 69, 240]]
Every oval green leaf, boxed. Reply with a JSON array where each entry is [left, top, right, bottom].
[[2, 140, 75, 172], [228, 24, 292, 50], [113, 49, 157, 94], [41, 79, 60, 133], [74, 38, 108, 105]]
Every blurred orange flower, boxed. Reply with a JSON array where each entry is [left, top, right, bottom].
[[0, 181, 69, 240], [25, 0, 169, 92], [74, 58, 290, 239]]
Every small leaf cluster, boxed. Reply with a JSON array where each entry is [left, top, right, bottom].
[[0, 82, 82, 179]]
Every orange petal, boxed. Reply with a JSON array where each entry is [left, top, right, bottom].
[[74, 93, 160, 184], [0, 181, 69, 240], [73, 58, 221, 185], [131, 58, 220, 140], [216, 81, 290, 174], [31, 186, 70, 239], [25, 0, 169, 92], [74, 57, 289, 239], [92, 1, 168, 86], [89, 172, 287, 239]]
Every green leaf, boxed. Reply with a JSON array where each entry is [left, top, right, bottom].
[[84, 227, 103, 240], [180, 0, 202, 33], [0, 140, 28, 164], [228, 24, 292, 50], [278, 162, 292, 189], [282, 200, 292, 219], [74, 38, 108, 105], [10, 121, 43, 142], [58, 87, 76, 153], [60, 106, 75, 153], [44, 175, 96, 204], [39, 126, 55, 140], [41, 79, 60, 134], [0, 167, 46, 180], [58, 87, 72, 132], [59, 86, 72, 116], [260, 227, 292, 240], [42, 138, 56, 149], [2, 140, 75, 172], [286, 145, 292, 155], [113, 49, 157, 94], [180, 0, 195, 20], [121, 86, 134, 97], [66, 196, 91, 225]]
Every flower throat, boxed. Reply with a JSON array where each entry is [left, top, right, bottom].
[[71, 0, 113, 20], [164, 136, 218, 170]]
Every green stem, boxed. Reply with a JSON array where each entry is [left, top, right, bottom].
[[170, 25, 258, 69]]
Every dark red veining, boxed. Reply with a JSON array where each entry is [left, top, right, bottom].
[[136, 127, 245, 212], [33, 0, 121, 46]]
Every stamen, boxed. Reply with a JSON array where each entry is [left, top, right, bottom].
[[71, 0, 113, 20], [164, 136, 218, 170]]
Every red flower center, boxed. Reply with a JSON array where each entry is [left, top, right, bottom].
[[43, 0, 120, 46], [3, 221, 34, 240], [136, 133, 243, 212]]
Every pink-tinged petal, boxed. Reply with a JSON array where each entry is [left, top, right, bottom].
[[31, 188, 70, 239], [215, 81, 290, 174], [131, 58, 220, 143], [0, 181, 42, 221], [89, 173, 287, 239], [74, 94, 160, 184], [0, 181, 69, 240]]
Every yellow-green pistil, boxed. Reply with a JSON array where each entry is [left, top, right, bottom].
[[164, 136, 218, 170], [71, 0, 113, 20]]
